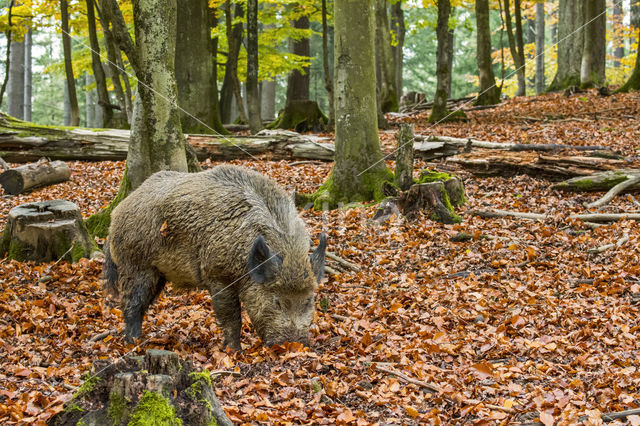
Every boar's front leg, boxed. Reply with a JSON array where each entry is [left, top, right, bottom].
[[209, 286, 242, 351], [120, 267, 166, 343]]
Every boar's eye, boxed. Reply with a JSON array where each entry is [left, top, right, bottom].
[[275, 299, 283, 310]]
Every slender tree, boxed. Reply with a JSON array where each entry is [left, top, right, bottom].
[[7, 28, 24, 119], [86, 0, 113, 126], [535, 1, 545, 95], [0, 0, 15, 109], [23, 28, 31, 121], [503, 0, 525, 96], [219, 1, 246, 123], [613, 1, 624, 68], [321, 0, 334, 128], [374, 0, 398, 113], [474, 0, 500, 105], [390, 1, 404, 100], [61, 0, 80, 126], [245, 0, 262, 134], [617, 28, 640, 92], [429, 0, 456, 122], [312, 0, 392, 209]]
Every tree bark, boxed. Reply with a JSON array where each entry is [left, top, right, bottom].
[[535, 2, 545, 95], [127, 0, 188, 189], [312, 0, 391, 209], [390, 1, 405, 100], [287, 14, 311, 102], [617, 29, 640, 92], [580, 0, 605, 88], [246, 0, 262, 134], [85, 74, 96, 127], [374, 0, 398, 113], [0, 0, 15, 110], [428, 0, 455, 122], [23, 29, 31, 122], [322, 0, 335, 128], [503, 0, 525, 96], [0, 159, 71, 195], [475, 0, 500, 106], [613, 1, 624, 67], [548, 0, 583, 91], [86, 0, 113, 127], [219, 1, 246, 123], [8, 30, 24, 119], [61, 0, 80, 126], [175, 0, 226, 134], [261, 81, 276, 121]]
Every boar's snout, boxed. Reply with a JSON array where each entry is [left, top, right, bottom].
[[265, 331, 311, 348]]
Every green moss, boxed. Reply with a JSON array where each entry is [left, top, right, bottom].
[[72, 375, 101, 401], [428, 108, 468, 123], [437, 186, 462, 224], [77, 420, 88, 426], [269, 100, 328, 132], [86, 169, 132, 238], [65, 402, 84, 414], [108, 391, 128, 425], [418, 170, 451, 183], [312, 167, 395, 210], [189, 371, 213, 387], [128, 391, 181, 426], [7, 240, 26, 261]]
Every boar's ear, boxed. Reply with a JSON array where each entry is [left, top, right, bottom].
[[309, 232, 327, 283], [248, 235, 283, 284]]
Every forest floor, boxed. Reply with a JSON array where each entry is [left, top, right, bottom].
[[1, 90, 640, 424]]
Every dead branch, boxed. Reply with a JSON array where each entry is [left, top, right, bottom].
[[375, 365, 518, 414], [0, 156, 9, 171], [326, 251, 361, 272], [90, 328, 117, 342], [587, 234, 630, 254], [586, 175, 640, 209], [472, 209, 548, 220], [324, 265, 340, 276], [570, 213, 640, 223]]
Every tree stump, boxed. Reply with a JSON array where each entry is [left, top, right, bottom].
[[48, 350, 233, 426], [375, 170, 466, 223], [0, 158, 70, 195], [0, 200, 98, 262], [395, 123, 415, 191]]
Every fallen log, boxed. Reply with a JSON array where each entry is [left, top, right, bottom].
[[472, 209, 548, 220], [416, 134, 613, 153], [551, 169, 640, 192], [447, 151, 627, 180], [0, 158, 70, 194], [569, 213, 640, 222]]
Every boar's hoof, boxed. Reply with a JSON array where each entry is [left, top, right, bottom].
[[223, 339, 242, 352]]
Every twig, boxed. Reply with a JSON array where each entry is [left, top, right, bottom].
[[472, 209, 547, 220], [288, 160, 324, 166], [90, 328, 117, 342], [586, 175, 640, 209], [326, 251, 361, 272], [587, 234, 629, 254], [325, 265, 340, 276], [570, 213, 640, 223], [629, 195, 640, 208], [375, 365, 517, 414], [329, 313, 348, 322], [209, 370, 242, 378]]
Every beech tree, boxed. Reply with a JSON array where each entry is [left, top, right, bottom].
[[312, 0, 391, 209], [474, 0, 500, 106], [580, 0, 605, 88], [246, 0, 262, 134], [428, 0, 458, 122], [60, 0, 80, 126], [548, 0, 583, 91]]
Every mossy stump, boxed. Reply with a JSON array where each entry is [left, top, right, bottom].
[[0, 200, 98, 262], [270, 100, 328, 132], [375, 170, 466, 224], [48, 349, 232, 426]]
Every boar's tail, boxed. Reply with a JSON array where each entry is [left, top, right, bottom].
[[102, 239, 120, 297]]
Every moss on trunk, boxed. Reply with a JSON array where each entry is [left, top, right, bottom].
[[269, 100, 327, 132], [85, 169, 131, 238]]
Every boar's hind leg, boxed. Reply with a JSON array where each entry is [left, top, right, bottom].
[[121, 268, 166, 343], [210, 287, 242, 351]]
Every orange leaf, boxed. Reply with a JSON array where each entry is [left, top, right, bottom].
[[160, 221, 169, 237], [405, 406, 419, 418], [470, 362, 494, 380]]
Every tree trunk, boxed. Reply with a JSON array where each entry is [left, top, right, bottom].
[[613, 1, 624, 67], [23, 29, 31, 122], [219, 1, 245, 123], [503, 0, 525, 96], [246, 0, 262, 134], [580, 0, 605, 88], [390, 1, 405, 100], [475, 0, 500, 106], [617, 29, 640, 92], [128, 0, 188, 189], [312, 0, 392, 209], [86, 0, 113, 127], [394, 123, 414, 191], [63, 80, 71, 126], [535, 2, 545, 95], [429, 0, 456, 122], [548, 0, 583, 91], [374, 0, 398, 113], [85, 73, 96, 127], [61, 0, 80, 126], [0, 0, 15, 110], [261, 81, 276, 121], [287, 14, 310, 102], [7, 32, 24, 119], [322, 0, 334, 128], [175, 0, 226, 134]]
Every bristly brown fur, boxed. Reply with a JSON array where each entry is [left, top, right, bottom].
[[105, 165, 326, 349]]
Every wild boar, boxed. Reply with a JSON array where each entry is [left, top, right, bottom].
[[103, 165, 326, 349]]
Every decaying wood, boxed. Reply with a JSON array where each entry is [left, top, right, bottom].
[[395, 123, 415, 190], [552, 169, 640, 192], [326, 252, 361, 272], [375, 365, 518, 414], [416, 134, 611, 152], [585, 175, 640, 208], [0, 159, 70, 194], [448, 151, 626, 180], [472, 209, 548, 220], [569, 213, 640, 222]]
